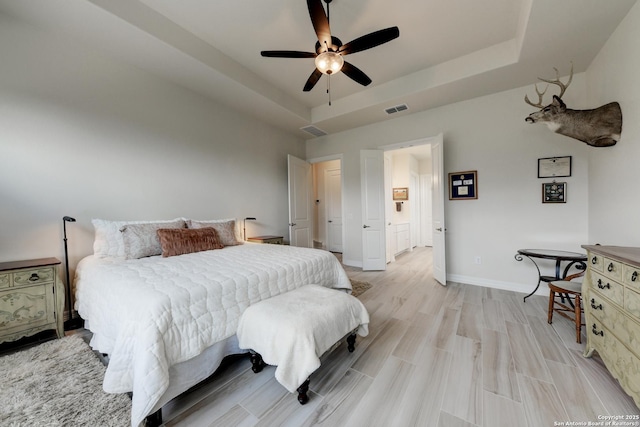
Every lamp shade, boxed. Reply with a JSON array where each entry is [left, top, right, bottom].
[[315, 52, 344, 75]]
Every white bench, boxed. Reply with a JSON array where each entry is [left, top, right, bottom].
[[237, 284, 370, 404]]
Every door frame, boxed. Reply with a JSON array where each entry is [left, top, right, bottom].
[[307, 154, 345, 252]]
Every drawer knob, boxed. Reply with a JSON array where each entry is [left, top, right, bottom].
[[597, 279, 610, 290], [29, 273, 40, 282], [633, 271, 638, 282], [607, 262, 614, 272], [591, 324, 604, 336], [590, 299, 603, 310], [591, 256, 598, 264]]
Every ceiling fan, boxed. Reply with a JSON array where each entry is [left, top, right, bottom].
[[261, 0, 400, 95]]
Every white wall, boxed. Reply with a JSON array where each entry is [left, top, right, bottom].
[[0, 15, 304, 273], [307, 75, 591, 293], [586, 1, 640, 245]]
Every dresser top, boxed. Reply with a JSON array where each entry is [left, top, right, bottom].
[[582, 245, 640, 267], [0, 257, 61, 272]]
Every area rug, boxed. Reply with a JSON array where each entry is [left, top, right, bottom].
[[0, 335, 131, 427], [350, 279, 372, 297]]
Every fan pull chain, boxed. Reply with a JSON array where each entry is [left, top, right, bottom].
[[327, 74, 332, 106]]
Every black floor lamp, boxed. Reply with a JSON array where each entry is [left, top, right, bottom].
[[63, 216, 82, 330]]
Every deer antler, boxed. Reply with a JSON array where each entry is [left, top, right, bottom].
[[537, 62, 573, 99], [524, 62, 574, 107], [524, 83, 549, 108]]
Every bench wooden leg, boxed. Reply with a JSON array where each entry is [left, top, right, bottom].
[[347, 333, 357, 352], [297, 378, 310, 404], [250, 351, 266, 373]]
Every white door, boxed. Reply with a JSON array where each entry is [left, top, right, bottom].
[[431, 134, 447, 285], [384, 154, 395, 263], [410, 171, 419, 249], [325, 167, 343, 252], [360, 150, 386, 271], [287, 155, 313, 247]]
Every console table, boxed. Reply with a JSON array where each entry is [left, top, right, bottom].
[[515, 249, 587, 301]]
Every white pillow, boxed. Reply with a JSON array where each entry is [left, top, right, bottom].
[[92, 218, 186, 258], [187, 218, 242, 246]]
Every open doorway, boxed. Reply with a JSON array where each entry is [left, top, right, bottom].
[[383, 144, 433, 264], [312, 159, 343, 253]]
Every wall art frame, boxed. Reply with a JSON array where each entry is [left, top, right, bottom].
[[542, 182, 567, 203], [393, 187, 408, 200], [449, 170, 478, 200], [538, 156, 572, 178]]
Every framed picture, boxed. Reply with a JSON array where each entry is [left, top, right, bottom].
[[393, 187, 408, 200], [538, 156, 572, 178], [449, 170, 478, 200], [542, 182, 567, 203]]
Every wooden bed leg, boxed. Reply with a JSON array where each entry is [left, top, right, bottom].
[[145, 408, 162, 427], [250, 351, 266, 373], [297, 378, 310, 405], [347, 333, 357, 352]]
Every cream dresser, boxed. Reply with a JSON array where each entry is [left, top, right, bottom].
[[582, 245, 640, 407], [0, 258, 64, 344]]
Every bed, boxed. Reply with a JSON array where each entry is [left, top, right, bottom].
[[74, 218, 351, 427]]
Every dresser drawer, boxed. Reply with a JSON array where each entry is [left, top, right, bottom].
[[0, 273, 9, 288], [13, 267, 55, 286], [625, 264, 640, 290], [602, 257, 623, 282], [587, 251, 604, 272], [597, 323, 640, 408], [591, 292, 640, 357], [589, 271, 624, 306]]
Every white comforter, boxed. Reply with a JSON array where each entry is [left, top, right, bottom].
[[74, 243, 351, 427]]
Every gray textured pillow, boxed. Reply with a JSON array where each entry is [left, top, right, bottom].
[[188, 219, 240, 246], [120, 220, 186, 259]]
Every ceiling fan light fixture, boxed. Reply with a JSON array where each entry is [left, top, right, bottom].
[[315, 51, 343, 75]]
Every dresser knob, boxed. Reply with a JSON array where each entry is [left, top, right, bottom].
[[597, 279, 610, 290], [608, 262, 614, 272], [633, 271, 638, 282], [29, 273, 40, 281], [591, 256, 598, 265], [592, 324, 604, 336], [590, 299, 603, 310]]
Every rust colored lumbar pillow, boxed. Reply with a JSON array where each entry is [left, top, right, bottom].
[[156, 227, 224, 257]]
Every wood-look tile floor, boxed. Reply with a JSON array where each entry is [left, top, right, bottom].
[[159, 247, 639, 426]]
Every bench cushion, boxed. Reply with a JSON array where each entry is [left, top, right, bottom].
[[237, 284, 369, 392]]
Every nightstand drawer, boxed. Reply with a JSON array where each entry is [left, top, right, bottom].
[[0, 273, 9, 288], [13, 267, 55, 286], [0, 284, 55, 331]]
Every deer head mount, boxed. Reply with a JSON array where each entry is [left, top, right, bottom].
[[524, 64, 622, 147]]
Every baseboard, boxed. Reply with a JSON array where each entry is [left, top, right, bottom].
[[343, 259, 362, 268], [447, 274, 549, 297]]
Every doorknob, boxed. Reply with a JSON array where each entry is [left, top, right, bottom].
[[363, 225, 371, 228], [289, 223, 297, 227], [328, 220, 333, 223], [436, 227, 442, 231]]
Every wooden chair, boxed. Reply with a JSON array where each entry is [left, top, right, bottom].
[[548, 272, 585, 343]]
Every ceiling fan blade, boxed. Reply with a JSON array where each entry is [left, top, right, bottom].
[[307, 0, 332, 50], [261, 50, 317, 58], [303, 68, 323, 92], [339, 26, 400, 56], [341, 61, 372, 86]]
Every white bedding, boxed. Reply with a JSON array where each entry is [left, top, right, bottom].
[[74, 243, 351, 427]]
